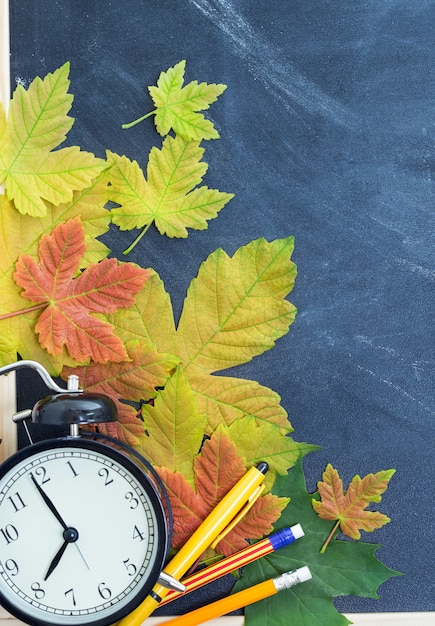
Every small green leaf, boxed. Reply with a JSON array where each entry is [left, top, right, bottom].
[[123, 60, 227, 140]]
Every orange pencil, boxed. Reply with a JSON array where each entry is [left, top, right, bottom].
[[160, 566, 312, 626]]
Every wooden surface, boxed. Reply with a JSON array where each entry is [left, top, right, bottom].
[[0, 0, 18, 463], [1, 608, 435, 625]]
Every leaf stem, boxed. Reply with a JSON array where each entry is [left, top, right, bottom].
[[320, 520, 340, 553], [123, 223, 152, 255], [0, 303, 47, 321], [121, 110, 156, 130]]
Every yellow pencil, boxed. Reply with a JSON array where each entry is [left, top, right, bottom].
[[160, 566, 312, 626], [118, 462, 269, 626]]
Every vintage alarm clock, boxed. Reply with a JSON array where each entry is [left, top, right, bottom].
[[0, 360, 177, 626]]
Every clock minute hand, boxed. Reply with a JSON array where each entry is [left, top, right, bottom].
[[30, 473, 68, 530]]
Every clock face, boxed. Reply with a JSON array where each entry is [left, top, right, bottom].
[[0, 438, 167, 626]]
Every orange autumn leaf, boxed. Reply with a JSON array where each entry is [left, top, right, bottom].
[[158, 428, 288, 557], [62, 341, 178, 446], [312, 464, 395, 551], [14, 217, 149, 363]]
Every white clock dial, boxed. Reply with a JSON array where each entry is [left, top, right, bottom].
[[0, 438, 167, 626]]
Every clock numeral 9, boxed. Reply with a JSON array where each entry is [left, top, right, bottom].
[[1, 524, 19, 545], [4, 559, 19, 576], [98, 582, 112, 600]]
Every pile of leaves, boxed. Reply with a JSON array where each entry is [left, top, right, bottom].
[[0, 61, 399, 624]]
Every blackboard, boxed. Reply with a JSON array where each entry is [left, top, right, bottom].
[[8, 0, 434, 617]]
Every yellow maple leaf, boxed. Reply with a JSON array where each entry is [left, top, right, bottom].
[[0, 63, 106, 216]]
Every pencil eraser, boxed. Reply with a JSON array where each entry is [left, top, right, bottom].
[[297, 566, 312, 583], [290, 523, 304, 540]]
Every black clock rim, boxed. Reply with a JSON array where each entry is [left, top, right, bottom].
[[0, 437, 169, 626]]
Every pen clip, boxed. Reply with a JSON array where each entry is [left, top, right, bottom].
[[210, 484, 266, 549]]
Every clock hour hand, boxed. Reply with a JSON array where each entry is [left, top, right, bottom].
[[44, 527, 79, 580], [30, 473, 68, 530]]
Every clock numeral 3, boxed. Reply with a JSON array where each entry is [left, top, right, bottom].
[[0, 524, 19, 545], [125, 491, 139, 509]]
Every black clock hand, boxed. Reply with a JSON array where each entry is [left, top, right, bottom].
[[30, 474, 91, 571], [30, 473, 68, 530], [44, 528, 79, 580]]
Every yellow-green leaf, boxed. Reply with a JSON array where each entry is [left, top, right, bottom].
[[145, 60, 227, 140], [176, 237, 297, 374], [108, 137, 233, 240], [0, 63, 105, 216], [138, 367, 207, 482], [108, 269, 177, 355], [225, 417, 318, 482], [189, 373, 293, 434]]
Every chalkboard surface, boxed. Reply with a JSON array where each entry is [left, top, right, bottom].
[[9, 0, 434, 616]]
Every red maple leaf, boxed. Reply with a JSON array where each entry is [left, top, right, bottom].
[[14, 217, 150, 363], [158, 429, 288, 557]]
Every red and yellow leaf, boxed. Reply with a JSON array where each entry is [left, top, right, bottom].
[[312, 464, 395, 549], [14, 217, 149, 363], [158, 428, 287, 557]]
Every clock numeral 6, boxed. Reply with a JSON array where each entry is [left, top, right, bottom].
[[1, 524, 19, 545], [98, 582, 112, 600]]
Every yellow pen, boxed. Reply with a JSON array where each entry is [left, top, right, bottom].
[[118, 462, 269, 626], [159, 566, 312, 626]]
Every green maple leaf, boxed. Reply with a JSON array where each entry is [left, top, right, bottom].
[[234, 461, 401, 626], [0, 63, 106, 216], [107, 137, 233, 250], [123, 60, 227, 140]]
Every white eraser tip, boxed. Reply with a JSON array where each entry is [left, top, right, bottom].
[[291, 523, 304, 539], [297, 566, 312, 583]]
